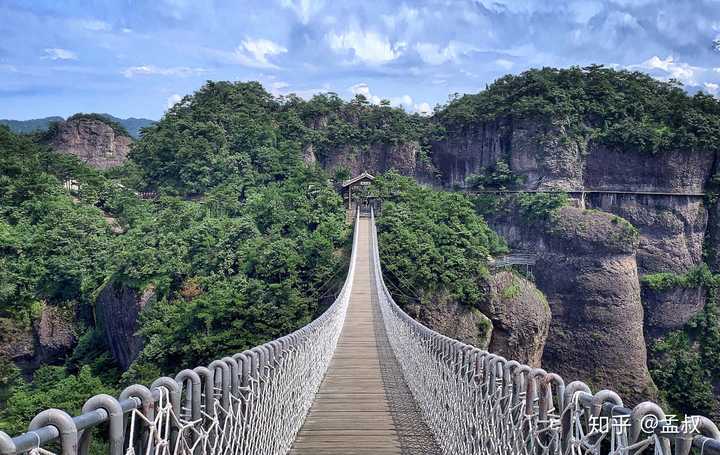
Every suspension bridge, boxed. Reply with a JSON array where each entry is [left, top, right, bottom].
[[2, 210, 720, 455]]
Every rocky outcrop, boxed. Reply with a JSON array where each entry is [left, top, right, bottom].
[[431, 121, 715, 193], [0, 319, 34, 364], [706, 198, 720, 273], [96, 282, 156, 370], [48, 117, 132, 169], [583, 145, 714, 193], [33, 305, 77, 363], [586, 193, 707, 274], [0, 305, 77, 374], [388, 271, 549, 367], [489, 206, 655, 403], [406, 299, 492, 349], [320, 142, 435, 183], [431, 120, 586, 190], [481, 271, 550, 367], [641, 286, 707, 340]]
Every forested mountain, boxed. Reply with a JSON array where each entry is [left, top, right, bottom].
[[3, 66, 720, 435], [0, 117, 63, 134], [0, 114, 155, 139], [0, 81, 506, 437]]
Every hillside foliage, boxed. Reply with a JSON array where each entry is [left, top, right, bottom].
[[2, 67, 720, 436], [0, 82, 351, 431], [437, 65, 720, 154], [371, 172, 507, 316]]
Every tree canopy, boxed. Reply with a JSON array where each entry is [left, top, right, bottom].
[[437, 65, 720, 154]]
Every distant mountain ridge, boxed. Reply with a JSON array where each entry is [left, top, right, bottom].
[[0, 114, 155, 138]]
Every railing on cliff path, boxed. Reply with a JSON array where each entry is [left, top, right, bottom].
[[4, 206, 720, 455], [0, 210, 360, 455]]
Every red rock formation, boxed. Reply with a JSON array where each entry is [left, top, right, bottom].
[[48, 117, 132, 169]]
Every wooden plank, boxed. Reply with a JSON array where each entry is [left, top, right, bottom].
[[291, 218, 405, 454]]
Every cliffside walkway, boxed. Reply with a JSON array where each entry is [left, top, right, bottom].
[[464, 188, 706, 197], [4, 211, 720, 455]]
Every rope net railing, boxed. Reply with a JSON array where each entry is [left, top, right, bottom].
[[368, 209, 720, 455], [0, 210, 361, 455]]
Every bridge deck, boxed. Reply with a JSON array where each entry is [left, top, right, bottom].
[[291, 218, 438, 454]]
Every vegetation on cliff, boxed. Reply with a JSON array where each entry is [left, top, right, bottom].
[[372, 172, 506, 337], [292, 92, 431, 163], [645, 267, 720, 418], [66, 113, 131, 137], [437, 65, 720, 154], [0, 126, 118, 433], [0, 82, 350, 431]]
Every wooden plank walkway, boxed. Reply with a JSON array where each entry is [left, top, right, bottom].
[[291, 217, 437, 454]]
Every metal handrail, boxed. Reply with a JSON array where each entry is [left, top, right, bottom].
[[369, 207, 720, 455]]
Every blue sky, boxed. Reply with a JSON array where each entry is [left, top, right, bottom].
[[2, 0, 720, 120]]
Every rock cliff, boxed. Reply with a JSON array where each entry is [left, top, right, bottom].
[[0, 305, 77, 374], [433, 118, 719, 338], [96, 282, 156, 370], [406, 299, 492, 349], [481, 271, 550, 367], [488, 206, 655, 403], [48, 117, 132, 169], [307, 141, 436, 185], [404, 271, 550, 367]]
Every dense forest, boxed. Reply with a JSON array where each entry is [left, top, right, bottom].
[[3, 65, 720, 435], [0, 83, 354, 433], [0, 81, 495, 435], [438, 65, 720, 154]]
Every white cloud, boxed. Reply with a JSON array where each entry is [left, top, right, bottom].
[[267, 80, 291, 96], [280, 0, 325, 24], [495, 58, 514, 70], [233, 38, 288, 69], [415, 102, 432, 116], [704, 82, 719, 95], [43, 48, 78, 61], [349, 82, 431, 114], [415, 41, 476, 65], [381, 5, 420, 30], [327, 25, 402, 65], [350, 82, 382, 104], [166, 94, 183, 109], [0, 64, 17, 72], [122, 65, 207, 78], [635, 56, 701, 85]]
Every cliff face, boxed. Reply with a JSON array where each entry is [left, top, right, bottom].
[[48, 118, 132, 169], [309, 141, 436, 184], [96, 282, 156, 370], [0, 305, 77, 374], [405, 271, 550, 366], [435, 120, 717, 324], [481, 271, 550, 367], [431, 121, 715, 193], [431, 120, 588, 190], [406, 299, 492, 349], [489, 207, 655, 403]]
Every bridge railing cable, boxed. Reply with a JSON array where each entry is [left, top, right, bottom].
[[0, 209, 361, 455], [369, 208, 720, 455]]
